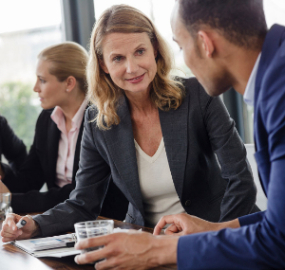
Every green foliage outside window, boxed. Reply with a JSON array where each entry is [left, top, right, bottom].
[[0, 81, 41, 150]]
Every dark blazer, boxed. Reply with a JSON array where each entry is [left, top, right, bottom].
[[177, 25, 285, 269], [3, 108, 128, 219], [0, 115, 27, 179], [33, 77, 257, 236]]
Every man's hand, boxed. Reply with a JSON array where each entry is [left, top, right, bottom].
[[75, 231, 179, 270], [1, 214, 40, 242], [153, 213, 217, 236], [153, 213, 240, 236]]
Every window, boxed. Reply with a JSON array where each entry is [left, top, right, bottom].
[[0, 0, 63, 149]]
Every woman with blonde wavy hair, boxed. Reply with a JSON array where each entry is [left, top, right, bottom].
[[87, 4, 184, 129], [2, 5, 258, 253]]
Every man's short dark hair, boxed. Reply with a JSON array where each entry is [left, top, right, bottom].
[[178, 0, 267, 50]]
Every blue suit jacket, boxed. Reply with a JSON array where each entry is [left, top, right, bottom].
[[178, 24, 285, 269]]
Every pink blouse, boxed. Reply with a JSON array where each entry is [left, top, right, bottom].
[[51, 99, 88, 187]]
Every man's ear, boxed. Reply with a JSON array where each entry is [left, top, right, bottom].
[[197, 30, 215, 58], [99, 59, 109, 74]]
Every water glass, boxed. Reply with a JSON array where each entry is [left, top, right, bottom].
[[74, 220, 114, 253], [0, 193, 11, 221]]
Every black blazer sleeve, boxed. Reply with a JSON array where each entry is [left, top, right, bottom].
[[2, 110, 75, 213], [11, 184, 75, 213], [3, 111, 53, 193], [0, 115, 27, 179], [197, 83, 259, 221]]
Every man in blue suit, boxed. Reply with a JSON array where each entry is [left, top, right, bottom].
[[73, 0, 285, 268]]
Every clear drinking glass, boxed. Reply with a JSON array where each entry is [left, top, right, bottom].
[[74, 220, 114, 253], [0, 193, 11, 221]]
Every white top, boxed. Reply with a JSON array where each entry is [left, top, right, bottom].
[[134, 138, 186, 227], [243, 53, 261, 107]]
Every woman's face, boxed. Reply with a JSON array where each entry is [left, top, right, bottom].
[[100, 32, 158, 95], [33, 59, 67, 109]]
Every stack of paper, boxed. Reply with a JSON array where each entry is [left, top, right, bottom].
[[13, 228, 132, 258], [14, 233, 79, 258]]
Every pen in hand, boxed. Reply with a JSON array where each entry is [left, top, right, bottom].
[[16, 219, 27, 229]]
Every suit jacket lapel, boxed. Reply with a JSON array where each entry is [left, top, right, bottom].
[[159, 99, 188, 199], [254, 24, 285, 149], [254, 24, 285, 194], [102, 96, 145, 217], [47, 119, 60, 185], [72, 106, 88, 183]]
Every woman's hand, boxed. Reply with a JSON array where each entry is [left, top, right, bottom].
[[75, 231, 179, 270], [153, 213, 220, 236], [0, 214, 40, 242]]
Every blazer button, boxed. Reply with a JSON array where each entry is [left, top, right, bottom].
[[185, 200, 191, 207]]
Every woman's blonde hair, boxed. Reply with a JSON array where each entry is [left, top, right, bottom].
[[88, 4, 184, 129], [38, 42, 88, 93]]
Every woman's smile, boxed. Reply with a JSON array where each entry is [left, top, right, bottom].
[[125, 73, 145, 84]]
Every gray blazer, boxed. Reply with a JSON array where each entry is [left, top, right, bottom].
[[34, 78, 258, 236]]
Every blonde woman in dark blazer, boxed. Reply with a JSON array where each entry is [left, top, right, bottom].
[[2, 5, 257, 242], [0, 42, 127, 218]]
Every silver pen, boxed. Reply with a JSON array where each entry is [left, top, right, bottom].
[[16, 219, 27, 229]]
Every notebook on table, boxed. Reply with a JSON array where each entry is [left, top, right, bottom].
[[13, 233, 79, 258], [13, 228, 131, 258]]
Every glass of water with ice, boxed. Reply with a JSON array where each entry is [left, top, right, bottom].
[[0, 193, 11, 221], [74, 220, 114, 253]]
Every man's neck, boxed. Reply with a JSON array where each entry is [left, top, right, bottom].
[[227, 48, 262, 96]]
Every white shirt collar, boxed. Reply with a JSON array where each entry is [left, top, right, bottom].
[[243, 53, 261, 107]]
